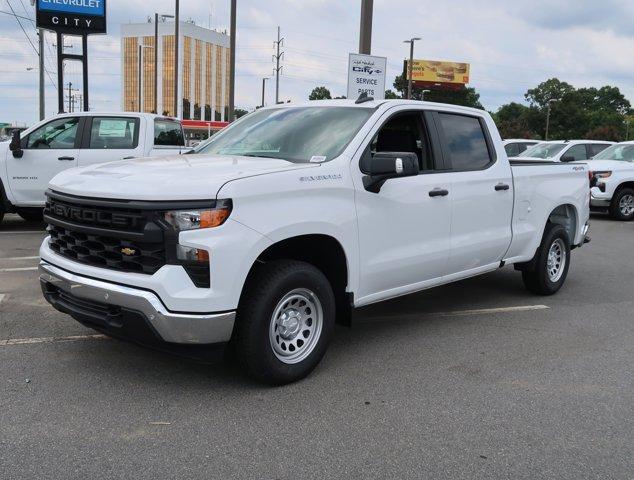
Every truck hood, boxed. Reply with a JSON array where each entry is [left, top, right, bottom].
[[49, 154, 319, 201]]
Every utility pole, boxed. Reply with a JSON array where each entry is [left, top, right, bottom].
[[38, 29, 45, 120], [228, 0, 237, 121], [545, 98, 558, 141], [404, 37, 421, 100], [359, 0, 373, 54], [261, 77, 267, 107], [273, 26, 284, 104], [67, 82, 72, 113], [174, 0, 180, 118], [154, 13, 159, 114], [138, 44, 142, 112]]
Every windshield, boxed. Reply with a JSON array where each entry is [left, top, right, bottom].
[[195, 107, 373, 162], [591, 144, 634, 162], [519, 143, 566, 159]]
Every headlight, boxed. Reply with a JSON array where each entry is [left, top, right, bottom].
[[164, 200, 232, 231], [593, 171, 612, 180]]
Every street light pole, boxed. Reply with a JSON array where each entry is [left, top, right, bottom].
[[174, 0, 180, 118], [38, 29, 45, 120], [359, 0, 373, 54], [228, 0, 237, 121], [545, 98, 558, 141], [404, 37, 421, 100], [155, 13, 175, 115]]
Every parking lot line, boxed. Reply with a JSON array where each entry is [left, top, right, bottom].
[[0, 334, 108, 346], [0, 294, 5, 305], [0, 231, 46, 235], [0, 256, 40, 261], [0, 267, 39, 273], [437, 305, 550, 317]]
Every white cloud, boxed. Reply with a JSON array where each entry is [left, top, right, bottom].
[[0, 0, 632, 124]]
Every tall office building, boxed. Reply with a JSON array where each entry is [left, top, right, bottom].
[[121, 20, 231, 120]]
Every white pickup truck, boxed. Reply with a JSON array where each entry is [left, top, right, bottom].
[[588, 141, 634, 220], [0, 112, 187, 223], [38, 99, 591, 384]]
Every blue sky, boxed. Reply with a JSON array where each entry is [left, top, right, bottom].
[[1, 0, 633, 125]]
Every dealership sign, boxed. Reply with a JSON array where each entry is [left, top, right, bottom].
[[36, 0, 107, 34], [347, 53, 387, 101]]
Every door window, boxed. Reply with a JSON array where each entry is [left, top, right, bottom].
[[562, 144, 587, 161], [437, 113, 493, 171], [154, 119, 185, 146], [26, 117, 79, 149], [369, 112, 433, 171], [89, 117, 139, 149]]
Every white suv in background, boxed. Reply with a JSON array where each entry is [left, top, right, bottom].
[[588, 141, 634, 220], [516, 140, 614, 162], [502, 139, 540, 157]]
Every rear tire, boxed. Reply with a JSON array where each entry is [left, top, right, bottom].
[[233, 260, 335, 385], [609, 188, 634, 221], [18, 208, 44, 223], [522, 223, 571, 295]]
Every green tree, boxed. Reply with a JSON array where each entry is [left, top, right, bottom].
[[492, 102, 541, 139], [384, 89, 400, 99], [525, 78, 575, 109], [235, 108, 248, 119], [309, 86, 332, 100]]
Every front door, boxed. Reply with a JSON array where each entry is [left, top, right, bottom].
[[77, 116, 142, 168], [6, 116, 80, 206], [354, 108, 453, 305]]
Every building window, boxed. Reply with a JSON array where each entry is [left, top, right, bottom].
[[162, 35, 175, 116], [123, 37, 139, 111]]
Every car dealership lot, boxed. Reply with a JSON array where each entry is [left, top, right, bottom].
[[0, 214, 632, 479]]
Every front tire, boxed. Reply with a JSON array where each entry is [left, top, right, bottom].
[[233, 260, 335, 385], [609, 188, 634, 221], [522, 223, 571, 295]]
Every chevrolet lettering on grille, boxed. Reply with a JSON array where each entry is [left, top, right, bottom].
[[49, 201, 143, 229]]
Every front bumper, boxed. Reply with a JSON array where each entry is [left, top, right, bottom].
[[39, 261, 235, 348], [590, 187, 611, 208]]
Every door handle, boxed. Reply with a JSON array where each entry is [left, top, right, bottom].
[[429, 188, 449, 197], [57, 156, 75, 161], [495, 183, 510, 191]]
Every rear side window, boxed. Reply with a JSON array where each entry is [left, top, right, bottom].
[[563, 144, 587, 161], [590, 144, 611, 157], [438, 113, 493, 171], [154, 119, 185, 146], [505, 143, 520, 157], [89, 117, 139, 149]]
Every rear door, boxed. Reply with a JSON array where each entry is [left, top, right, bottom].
[[5, 116, 81, 206], [433, 111, 514, 276], [78, 116, 143, 167], [354, 107, 453, 303]]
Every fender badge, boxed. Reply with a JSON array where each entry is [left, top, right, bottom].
[[121, 247, 137, 256]]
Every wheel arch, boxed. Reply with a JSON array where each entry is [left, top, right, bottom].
[[547, 203, 578, 244], [243, 234, 352, 326]]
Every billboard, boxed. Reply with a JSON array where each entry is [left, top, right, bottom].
[[347, 53, 387, 101], [36, 0, 107, 34], [405, 60, 470, 85]]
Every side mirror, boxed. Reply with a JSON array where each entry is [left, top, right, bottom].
[[9, 130, 23, 158], [560, 155, 575, 162], [362, 152, 419, 193]]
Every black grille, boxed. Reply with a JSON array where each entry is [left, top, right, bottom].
[[45, 191, 167, 275], [47, 224, 166, 274]]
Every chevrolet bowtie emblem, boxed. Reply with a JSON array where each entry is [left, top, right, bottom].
[[121, 247, 137, 256]]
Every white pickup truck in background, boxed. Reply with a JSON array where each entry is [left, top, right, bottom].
[[0, 112, 188, 223], [38, 99, 591, 384], [588, 141, 634, 220]]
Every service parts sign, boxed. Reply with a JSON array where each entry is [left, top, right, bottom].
[[347, 53, 387, 100], [36, 0, 107, 34]]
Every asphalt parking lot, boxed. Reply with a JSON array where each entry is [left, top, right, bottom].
[[0, 213, 632, 480]]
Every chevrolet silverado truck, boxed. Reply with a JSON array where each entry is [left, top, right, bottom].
[[587, 141, 634, 220], [0, 112, 188, 224], [38, 99, 591, 384]]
